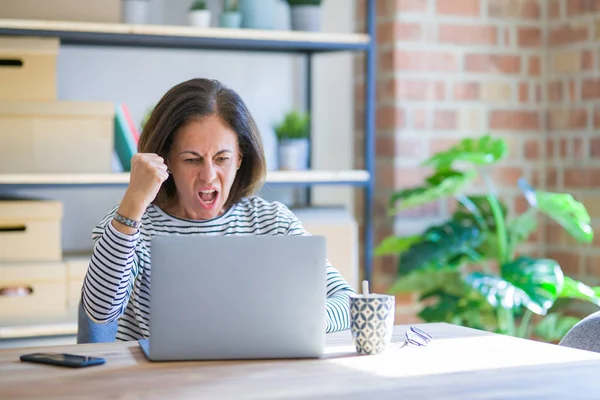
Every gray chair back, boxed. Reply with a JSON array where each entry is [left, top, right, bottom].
[[558, 311, 600, 353]]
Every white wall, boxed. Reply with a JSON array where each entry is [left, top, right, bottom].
[[3, 0, 356, 253]]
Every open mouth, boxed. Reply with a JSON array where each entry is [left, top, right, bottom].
[[198, 190, 218, 205]]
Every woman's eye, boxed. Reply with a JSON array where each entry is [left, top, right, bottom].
[[217, 157, 230, 162], [184, 158, 199, 163]]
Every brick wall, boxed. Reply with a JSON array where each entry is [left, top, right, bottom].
[[545, 0, 600, 287], [354, 0, 590, 323]]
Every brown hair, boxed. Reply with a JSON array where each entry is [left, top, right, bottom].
[[138, 78, 266, 209]]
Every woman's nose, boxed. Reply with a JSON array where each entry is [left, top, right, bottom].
[[199, 161, 217, 182]]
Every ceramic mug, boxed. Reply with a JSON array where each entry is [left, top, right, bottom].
[[349, 293, 395, 355]]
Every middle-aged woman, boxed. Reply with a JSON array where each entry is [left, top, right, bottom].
[[82, 78, 356, 341]]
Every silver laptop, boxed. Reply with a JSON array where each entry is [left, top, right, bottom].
[[138, 234, 326, 361]]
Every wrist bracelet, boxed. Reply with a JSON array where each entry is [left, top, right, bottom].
[[114, 212, 140, 229]]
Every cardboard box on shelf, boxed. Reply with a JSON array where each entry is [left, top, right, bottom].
[[0, 261, 68, 326], [292, 207, 359, 291], [0, 0, 120, 23], [0, 199, 63, 262], [0, 36, 58, 101], [0, 101, 115, 173]]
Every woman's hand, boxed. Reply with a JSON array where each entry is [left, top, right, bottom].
[[113, 153, 169, 233]]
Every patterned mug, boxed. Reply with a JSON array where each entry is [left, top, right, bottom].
[[349, 293, 395, 355]]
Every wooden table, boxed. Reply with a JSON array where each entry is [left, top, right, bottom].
[[1, 322, 600, 399]]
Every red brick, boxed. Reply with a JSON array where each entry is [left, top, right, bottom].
[[396, 167, 432, 187], [564, 168, 600, 188], [566, 0, 600, 16], [375, 136, 425, 158], [396, 50, 459, 72], [581, 78, 600, 100], [465, 54, 521, 74], [413, 108, 429, 130], [574, 137, 584, 158], [548, 81, 562, 102], [547, 167, 558, 188], [568, 80, 577, 102], [489, 110, 540, 130], [519, 83, 529, 102], [549, 24, 589, 46], [396, 0, 428, 13], [378, 21, 422, 43], [453, 81, 479, 100], [547, 109, 588, 131], [438, 24, 497, 45], [549, 0, 561, 17], [378, 48, 394, 72], [595, 108, 600, 128], [376, 0, 395, 17], [376, 106, 405, 130], [524, 139, 540, 159], [434, 110, 457, 130], [583, 50, 594, 70], [560, 139, 568, 158], [397, 80, 445, 101], [491, 166, 524, 186], [545, 223, 564, 245], [488, 0, 540, 19], [585, 255, 600, 278], [518, 27, 542, 47], [528, 56, 541, 76], [437, 0, 480, 16], [590, 137, 600, 157]]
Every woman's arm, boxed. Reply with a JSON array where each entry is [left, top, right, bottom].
[[81, 207, 143, 324], [280, 203, 356, 333]]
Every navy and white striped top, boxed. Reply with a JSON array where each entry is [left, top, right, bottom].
[[82, 196, 355, 341]]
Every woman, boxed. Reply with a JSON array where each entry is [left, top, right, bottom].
[[82, 78, 355, 341]]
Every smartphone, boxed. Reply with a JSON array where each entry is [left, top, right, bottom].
[[20, 353, 106, 368]]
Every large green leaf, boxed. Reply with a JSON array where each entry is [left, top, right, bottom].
[[501, 257, 564, 314], [374, 235, 420, 256], [518, 178, 593, 243], [389, 169, 476, 212], [465, 272, 530, 311], [559, 276, 600, 306], [417, 289, 494, 331], [423, 135, 508, 170], [534, 313, 581, 343], [398, 220, 484, 274], [453, 195, 508, 231]]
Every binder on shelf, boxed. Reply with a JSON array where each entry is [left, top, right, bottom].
[[114, 103, 138, 172]]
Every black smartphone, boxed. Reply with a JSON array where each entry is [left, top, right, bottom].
[[20, 353, 106, 368]]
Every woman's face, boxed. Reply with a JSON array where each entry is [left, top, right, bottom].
[[167, 115, 242, 220]]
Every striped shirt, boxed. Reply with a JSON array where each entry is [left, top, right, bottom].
[[82, 196, 356, 341]]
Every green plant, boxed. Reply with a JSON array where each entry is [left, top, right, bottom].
[[375, 134, 600, 341], [190, 0, 207, 11], [274, 110, 310, 140], [287, 0, 322, 6], [223, 0, 238, 12]]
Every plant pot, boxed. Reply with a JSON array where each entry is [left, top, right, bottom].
[[290, 5, 321, 32], [220, 11, 242, 28], [188, 10, 212, 28], [239, 0, 277, 29], [121, 0, 150, 24], [278, 139, 309, 171]]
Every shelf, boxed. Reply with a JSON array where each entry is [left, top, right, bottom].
[[0, 322, 77, 339], [0, 170, 370, 188], [0, 18, 370, 53]]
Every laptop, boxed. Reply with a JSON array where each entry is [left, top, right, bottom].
[[138, 234, 327, 361]]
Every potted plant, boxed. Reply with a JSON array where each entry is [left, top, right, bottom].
[[375, 134, 600, 342], [220, 0, 242, 28], [188, 0, 211, 28], [287, 0, 322, 32], [274, 110, 310, 171], [121, 0, 151, 24]]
